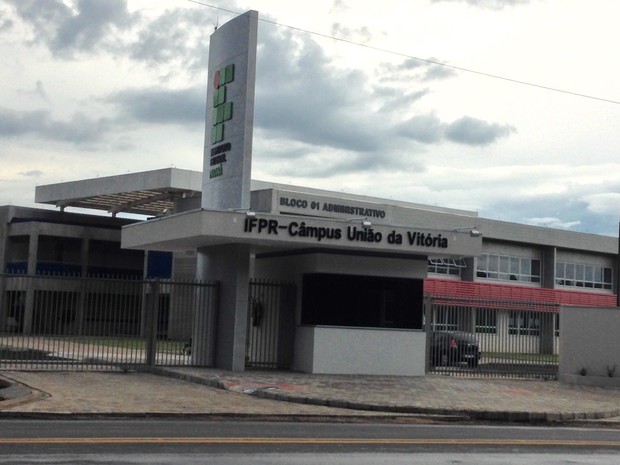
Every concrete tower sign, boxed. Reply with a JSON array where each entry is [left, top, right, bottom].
[[202, 10, 258, 210]]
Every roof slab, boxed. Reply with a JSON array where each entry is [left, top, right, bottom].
[[34, 168, 202, 217]]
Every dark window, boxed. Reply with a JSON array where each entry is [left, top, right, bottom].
[[301, 273, 423, 329], [475, 308, 497, 334], [509, 311, 540, 336]]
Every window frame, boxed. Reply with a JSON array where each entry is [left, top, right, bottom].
[[476, 253, 541, 283], [555, 261, 613, 290]]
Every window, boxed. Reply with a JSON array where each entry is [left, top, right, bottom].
[[509, 311, 540, 336], [476, 253, 541, 283], [301, 273, 424, 329], [555, 262, 613, 290], [475, 308, 497, 334], [433, 306, 459, 331], [428, 258, 465, 276]]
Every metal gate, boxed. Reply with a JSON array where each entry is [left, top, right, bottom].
[[245, 280, 296, 369], [426, 296, 559, 379], [0, 274, 218, 371]]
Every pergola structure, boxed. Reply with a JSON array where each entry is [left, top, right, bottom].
[[35, 168, 202, 217]]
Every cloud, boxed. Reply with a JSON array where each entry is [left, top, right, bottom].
[[35, 80, 49, 102], [256, 24, 382, 153], [105, 87, 206, 124], [3, 0, 214, 73], [0, 84, 206, 147], [0, 6, 13, 32], [330, 22, 373, 43], [54, 0, 135, 53], [430, 0, 532, 9], [129, 7, 217, 72], [1, 2, 520, 188], [582, 192, 620, 216], [444, 116, 515, 146], [19, 170, 43, 178], [390, 57, 458, 82], [397, 114, 444, 143], [0, 106, 110, 143], [374, 87, 431, 114], [421, 63, 458, 81], [397, 114, 514, 146], [5, 0, 137, 56], [525, 217, 581, 230], [252, 19, 519, 180], [4, 0, 70, 46], [16, 80, 50, 102], [479, 190, 619, 237]]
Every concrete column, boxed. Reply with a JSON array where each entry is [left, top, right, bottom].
[[80, 237, 90, 276], [196, 243, 251, 371], [139, 250, 150, 338], [22, 227, 39, 334], [0, 209, 9, 330], [539, 247, 558, 354], [75, 238, 90, 336], [0, 208, 9, 274], [461, 256, 476, 282], [539, 312, 555, 355], [542, 246, 556, 289]]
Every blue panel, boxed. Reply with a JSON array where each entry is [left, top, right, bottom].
[[147, 251, 173, 279]]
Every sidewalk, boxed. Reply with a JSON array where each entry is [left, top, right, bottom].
[[3, 367, 620, 423]]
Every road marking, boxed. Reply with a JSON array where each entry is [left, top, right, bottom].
[[1, 437, 620, 447]]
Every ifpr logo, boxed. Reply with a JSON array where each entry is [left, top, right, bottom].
[[211, 64, 235, 144]]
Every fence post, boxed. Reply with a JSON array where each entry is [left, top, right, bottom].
[[0, 273, 6, 332], [424, 295, 433, 373], [145, 279, 159, 367]]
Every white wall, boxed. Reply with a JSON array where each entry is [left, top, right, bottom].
[[294, 325, 426, 376], [560, 305, 620, 386]]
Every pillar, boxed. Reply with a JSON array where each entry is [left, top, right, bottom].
[[195, 243, 251, 371], [75, 237, 90, 336], [22, 227, 39, 334]]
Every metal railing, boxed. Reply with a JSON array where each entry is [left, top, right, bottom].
[[426, 296, 559, 379], [245, 279, 296, 369], [0, 274, 218, 371]]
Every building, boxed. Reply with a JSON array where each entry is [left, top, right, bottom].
[[1, 167, 618, 374], [2, 11, 618, 376]]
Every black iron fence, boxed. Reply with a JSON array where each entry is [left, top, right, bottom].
[[2, 273, 562, 379], [245, 279, 296, 369], [0, 274, 218, 370], [426, 296, 560, 379]]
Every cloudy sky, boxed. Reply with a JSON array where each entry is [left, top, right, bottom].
[[1, 0, 620, 235]]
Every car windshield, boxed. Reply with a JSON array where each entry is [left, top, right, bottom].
[[451, 332, 478, 343]]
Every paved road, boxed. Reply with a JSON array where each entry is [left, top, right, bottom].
[[1, 420, 620, 463]]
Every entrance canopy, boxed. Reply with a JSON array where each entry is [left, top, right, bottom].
[[35, 168, 202, 217], [34, 167, 482, 260], [121, 208, 482, 260]]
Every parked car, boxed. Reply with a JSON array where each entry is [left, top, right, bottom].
[[430, 331, 481, 368]]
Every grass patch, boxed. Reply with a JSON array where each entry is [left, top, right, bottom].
[[483, 352, 558, 363], [61, 337, 187, 352]]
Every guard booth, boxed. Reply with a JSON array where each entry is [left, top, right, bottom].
[[122, 201, 481, 376]]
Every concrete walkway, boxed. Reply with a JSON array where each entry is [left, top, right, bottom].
[[2, 367, 620, 423]]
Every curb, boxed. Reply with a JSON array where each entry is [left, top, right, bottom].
[[147, 368, 620, 424], [3, 369, 620, 424], [249, 387, 620, 423], [0, 376, 48, 410]]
